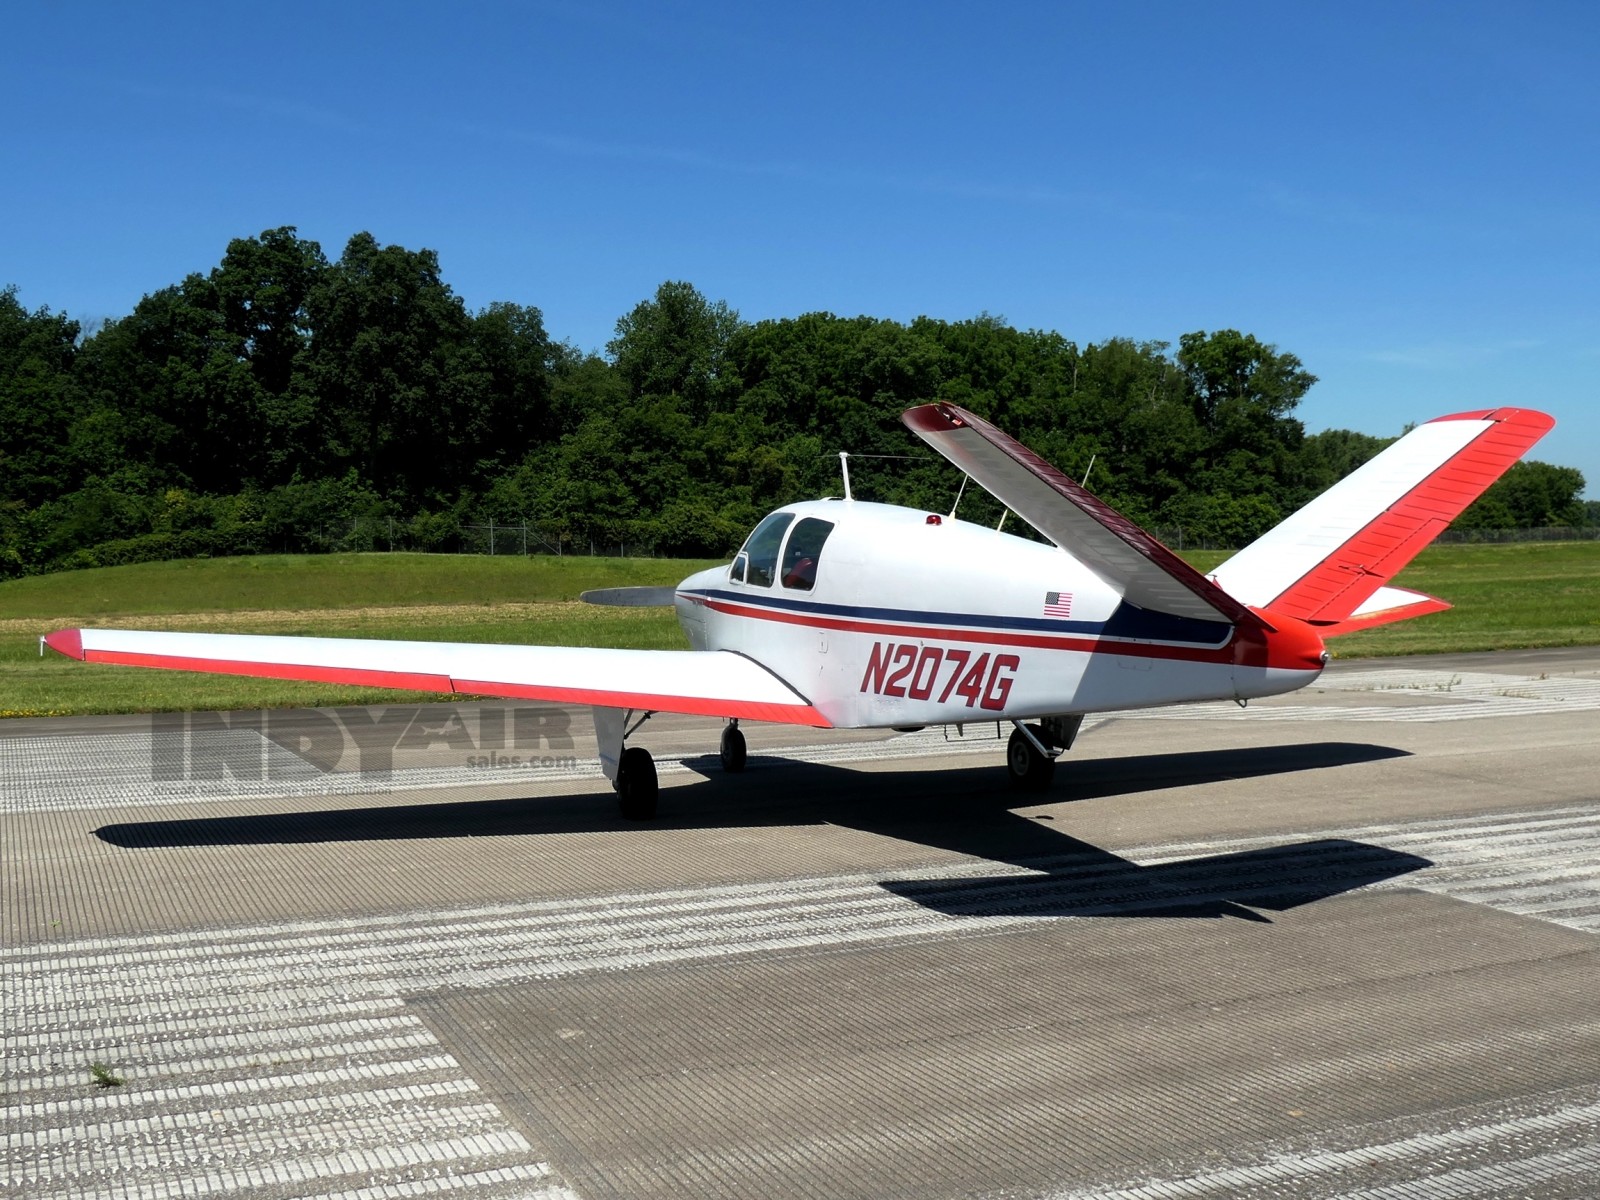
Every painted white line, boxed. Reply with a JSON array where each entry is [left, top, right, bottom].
[[288, 1164, 578, 1200], [23, 1133, 540, 1200], [6, 1034, 445, 1094], [1055, 1094, 1600, 1199], [1329, 1142, 1600, 1200], [4, 1079, 480, 1150], [6, 1057, 461, 1120]]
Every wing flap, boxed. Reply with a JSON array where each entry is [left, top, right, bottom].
[[43, 628, 831, 727], [903, 402, 1263, 629]]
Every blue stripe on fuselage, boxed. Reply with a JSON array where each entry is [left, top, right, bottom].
[[682, 588, 1233, 646]]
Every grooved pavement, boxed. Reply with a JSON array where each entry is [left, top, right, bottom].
[[4, 648, 1600, 1198]]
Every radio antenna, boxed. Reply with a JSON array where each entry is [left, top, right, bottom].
[[949, 473, 969, 518]]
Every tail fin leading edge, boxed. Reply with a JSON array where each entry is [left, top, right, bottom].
[[1211, 408, 1553, 632]]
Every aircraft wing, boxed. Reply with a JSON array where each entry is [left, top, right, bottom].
[[903, 402, 1264, 628], [41, 628, 831, 727]]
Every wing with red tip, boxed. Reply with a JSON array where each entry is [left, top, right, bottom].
[[41, 628, 831, 727]]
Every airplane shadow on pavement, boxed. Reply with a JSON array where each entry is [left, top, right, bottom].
[[95, 741, 1427, 922]]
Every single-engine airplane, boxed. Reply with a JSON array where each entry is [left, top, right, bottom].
[[45, 403, 1552, 819]]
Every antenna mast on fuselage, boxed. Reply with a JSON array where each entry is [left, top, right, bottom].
[[838, 451, 853, 501]]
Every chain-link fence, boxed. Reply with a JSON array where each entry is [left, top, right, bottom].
[[1433, 526, 1600, 544], [308, 517, 671, 557]]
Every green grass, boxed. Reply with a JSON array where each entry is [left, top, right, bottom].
[[0, 553, 710, 716], [2, 543, 1597, 716], [1186, 542, 1600, 656], [1312, 541, 1600, 657], [0, 551, 717, 618]]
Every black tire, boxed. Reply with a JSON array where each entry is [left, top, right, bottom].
[[720, 725, 747, 773], [1006, 726, 1056, 792], [616, 746, 659, 820]]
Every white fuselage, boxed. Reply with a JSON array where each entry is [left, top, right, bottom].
[[674, 500, 1322, 729]]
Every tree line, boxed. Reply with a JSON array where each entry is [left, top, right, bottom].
[[1, 227, 1589, 578]]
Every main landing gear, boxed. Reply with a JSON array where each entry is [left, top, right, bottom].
[[615, 745, 659, 822], [600, 712, 750, 823], [720, 719, 747, 773], [597, 708, 660, 822], [1006, 715, 1084, 792]]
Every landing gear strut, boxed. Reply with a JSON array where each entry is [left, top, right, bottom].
[[1006, 725, 1056, 791], [720, 720, 747, 773], [1005, 715, 1083, 792], [597, 707, 659, 821]]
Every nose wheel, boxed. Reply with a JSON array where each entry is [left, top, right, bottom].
[[720, 720, 747, 773]]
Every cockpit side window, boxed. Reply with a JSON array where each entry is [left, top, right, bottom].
[[779, 517, 835, 591], [739, 512, 794, 588]]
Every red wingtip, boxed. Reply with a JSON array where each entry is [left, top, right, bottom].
[[43, 628, 84, 660], [901, 403, 964, 433], [1426, 407, 1555, 434]]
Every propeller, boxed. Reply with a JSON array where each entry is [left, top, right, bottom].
[[579, 586, 679, 607]]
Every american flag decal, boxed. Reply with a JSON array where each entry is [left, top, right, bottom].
[[1043, 591, 1074, 618]]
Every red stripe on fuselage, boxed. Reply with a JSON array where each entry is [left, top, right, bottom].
[[700, 597, 1237, 663]]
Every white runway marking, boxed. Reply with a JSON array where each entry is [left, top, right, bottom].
[[1055, 1088, 1600, 1199]]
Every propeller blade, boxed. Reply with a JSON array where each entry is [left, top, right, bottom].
[[579, 586, 680, 607]]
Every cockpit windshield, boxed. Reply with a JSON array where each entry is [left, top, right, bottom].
[[779, 517, 834, 591], [737, 512, 794, 587]]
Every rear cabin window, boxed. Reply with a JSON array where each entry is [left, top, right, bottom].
[[780, 517, 835, 591], [739, 512, 794, 587]]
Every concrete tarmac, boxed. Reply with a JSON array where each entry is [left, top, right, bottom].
[[4, 647, 1600, 1198]]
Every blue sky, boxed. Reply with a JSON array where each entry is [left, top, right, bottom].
[[4, 1, 1596, 492]]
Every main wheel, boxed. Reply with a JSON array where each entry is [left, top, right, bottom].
[[1006, 725, 1056, 792], [720, 725, 747, 773], [616, 746, 659, 820]]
